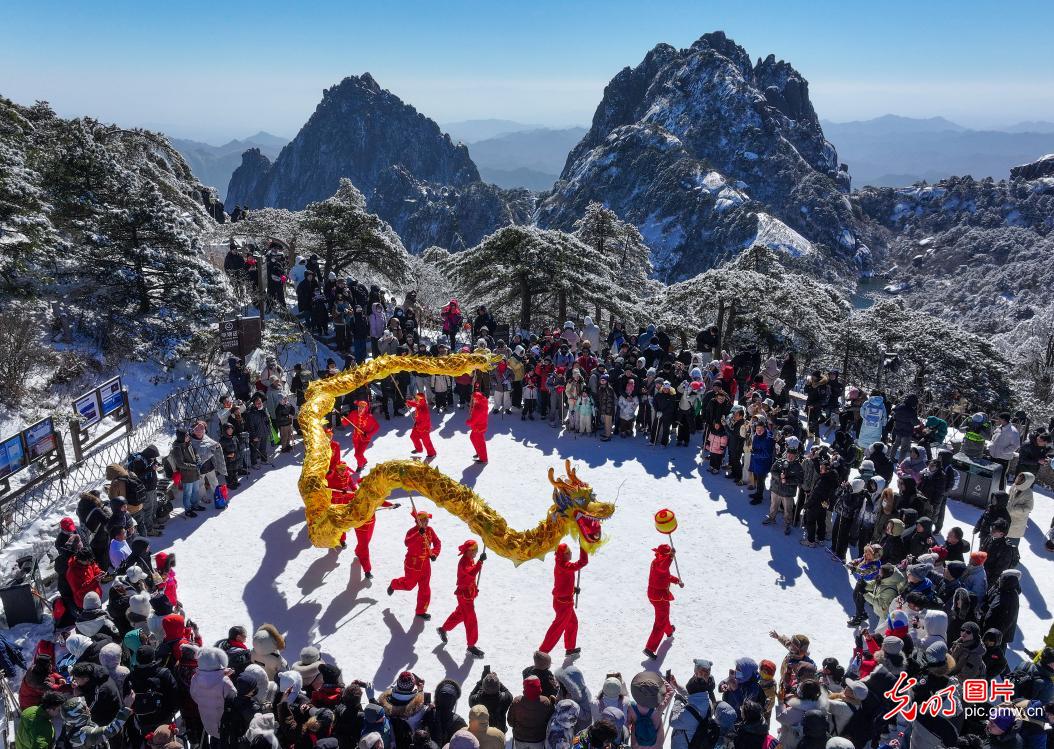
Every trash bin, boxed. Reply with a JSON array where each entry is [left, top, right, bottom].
[[0, 554, 44, 626], [0, 582, 42, 626], [949, 452, 1002, 508]]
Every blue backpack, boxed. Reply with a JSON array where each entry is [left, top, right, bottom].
[[632, 704, 658, 746]]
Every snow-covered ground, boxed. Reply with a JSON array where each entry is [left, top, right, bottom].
[[149, 412, 1054, 699]]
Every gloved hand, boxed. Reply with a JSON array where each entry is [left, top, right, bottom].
[[430, 554, 438, 562], [479, 551, 488, 562]]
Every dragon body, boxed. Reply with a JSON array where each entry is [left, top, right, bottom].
[[297, 354, 615, 563]]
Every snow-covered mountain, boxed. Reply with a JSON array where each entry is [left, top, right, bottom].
[[537, 31, 857, 281], [224, 74, 532, 251]]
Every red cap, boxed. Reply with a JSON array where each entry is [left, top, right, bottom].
[[929, 545, 948, 560], [60, 517, 76, 532], [458, 540, 478, 555], [155, 552, 169, 570], [652, 544, 673, 555], [759, 659, 777, 675]]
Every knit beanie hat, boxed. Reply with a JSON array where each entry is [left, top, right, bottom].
[[82, 592, 103, 611], [392, 671, 418, 702], [969, 551, 988, 566], [881, 636, 904, 656], [759, 659, 777, 677], [907, 563, 933, 580], [522, 676, 542, 700], [602, 677, 622, 699], [533, 650, 551, 671]]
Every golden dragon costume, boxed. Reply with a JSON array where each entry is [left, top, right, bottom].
[[297, 353, 615, 563]]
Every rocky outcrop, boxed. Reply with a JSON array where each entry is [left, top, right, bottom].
[[368, 166, 534, 251], [537, 31, 857, 280], [224, 148, 273, 210], [1010, 153, 1054, 181], [224, 73, 527, 250]]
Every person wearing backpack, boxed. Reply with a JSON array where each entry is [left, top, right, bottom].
[[667, 672, 716, 749], [627, 688, 672, 749], [123, 644, 180, 732], [127, 446, 162, 537]]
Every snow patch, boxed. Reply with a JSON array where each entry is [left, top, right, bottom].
[[747, 213, 814, 257]]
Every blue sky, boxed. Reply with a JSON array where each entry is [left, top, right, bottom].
[[2, 0, 1052, 142]]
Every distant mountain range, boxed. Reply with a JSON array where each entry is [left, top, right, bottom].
[[464, 127, 588, 191], [169, 131, 288, 200], [821, 115, 1054, 187]]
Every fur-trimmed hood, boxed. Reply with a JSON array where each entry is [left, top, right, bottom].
[[253, 623, 285, 653], [378, 689, 426, 719]]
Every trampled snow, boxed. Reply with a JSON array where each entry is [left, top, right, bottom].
[[155, 413, 1054, 703]]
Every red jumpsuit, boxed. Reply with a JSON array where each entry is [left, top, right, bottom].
[[327, 437, 342, 473], [539, 545, 588, 653], [439, 545, 483, 646], [353, 500, 394, 574], [326, 463, 360, 547], [406, 395, 436, 457], [343, 407, 379, 471], [389, 520, 441, 615], [645, 545, 681, 653], [466, 391, 490, 462]]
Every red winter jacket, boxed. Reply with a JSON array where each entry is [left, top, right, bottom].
[[647, 552, 681, 603], [466, 392, 489, 431], [721, 364, 737, 397], [65, 558, 104, 608], [552, 548, 588, 604]]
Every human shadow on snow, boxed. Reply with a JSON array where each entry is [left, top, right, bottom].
[[373, 607, 425, 688], [241, 507, 323, 651]]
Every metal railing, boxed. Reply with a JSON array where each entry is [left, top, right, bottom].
[[0, 380, 231, 548]]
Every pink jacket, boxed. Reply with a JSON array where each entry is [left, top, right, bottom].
[[706, 431, 728, 455]]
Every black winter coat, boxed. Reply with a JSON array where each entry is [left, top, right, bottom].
[[982, 580, 1021, 644], [246, 406, 272, 443], [467, 681, 513, 732], [80, 663, 123, 726], [981, 536, 1017, 581], [124, 661, 181, 724]]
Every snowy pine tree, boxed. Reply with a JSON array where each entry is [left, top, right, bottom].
[[299, 178, 410, 283], [435, 225, 639, 330], [573, 202, 653, 302]]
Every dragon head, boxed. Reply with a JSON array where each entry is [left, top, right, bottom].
[[547, 459, 615, 550]]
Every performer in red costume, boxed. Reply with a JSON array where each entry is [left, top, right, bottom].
[[324, 425, 342, 473], [352, 499, 396, 578], [387, 511, 441, 619], [436, 540, 487, 657], [406, 393, 437, 458], [326, 461, 360, 549], [342, 400, 379, 471], [538, 543, 588, 656], [466, 387, 490, 463], [643, 544, 683, 659]]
